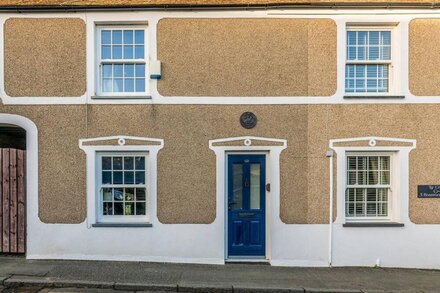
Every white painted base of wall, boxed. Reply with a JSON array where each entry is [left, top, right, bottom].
[[26, 221, 440, 269]]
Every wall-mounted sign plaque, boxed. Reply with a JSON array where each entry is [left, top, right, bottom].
[[418, 185, 440, 198], [240, 112, 257, 129]]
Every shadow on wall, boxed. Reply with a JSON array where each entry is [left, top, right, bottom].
[[0, 124, 26, 150]]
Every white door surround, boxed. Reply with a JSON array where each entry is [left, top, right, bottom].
[[209, 136, 287, 262]]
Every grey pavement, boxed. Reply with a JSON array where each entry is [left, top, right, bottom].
[[0, 257, 439, 292]]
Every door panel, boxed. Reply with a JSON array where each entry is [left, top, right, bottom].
[[228, 154, 266, 257]]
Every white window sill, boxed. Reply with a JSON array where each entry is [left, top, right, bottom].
[[343, 222, 404, 227], [91, 223, 153, 228], [343, 95, 405, 99], [91, 95, 152, 100]]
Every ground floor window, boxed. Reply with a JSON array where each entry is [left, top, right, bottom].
[[345, 153, 392, 221], [97, 152, 149, 223]]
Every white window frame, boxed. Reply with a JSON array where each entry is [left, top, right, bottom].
[[344, 24, 400, 97], [344, 151, 396, 223], [79, 136, 164, 227], [330, 137, 417, 225], [95, 24, 149, 98], [96, 152, 150, 224]]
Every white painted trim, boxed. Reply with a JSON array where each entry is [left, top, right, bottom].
[[209, 136, 287, 263], [79, 135, 164, 228], [329, 136, 416, 224]]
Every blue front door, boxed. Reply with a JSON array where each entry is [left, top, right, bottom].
[[228, 154, 266, 257]]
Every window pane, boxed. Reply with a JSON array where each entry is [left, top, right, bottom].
[[125, 79, 135, 92], [103, 202, 113, 215], [102, 65, 112, 78], [135, 30, 144, 44], [123, 30, 134, 44], [136, 188, 146, 201], [136, 202, 146, 215], [112, 45, 122, 59], [135, 78, 145, 92], [102, 157, 112, 170], [369, 31, 380, 45], [114, 65, 123, 77], [124, 45, 134, 59], [125, 202, 135, 215], [124, 157, 134, 170], [103, 188, 113, 201], [124, 171, 134, 184], [114, 203, 123, 215], [113, 79, 123, 92], [135, 45, 144, 59], [102, 171, 112, 184], [135, 64, 145, 77], [250, 164, 260, 210], [135, 171, 145, 184], [125, 64, 135, 77], [113, 171, 123, 184], [113, 157, 123, 169], [125, 188, 134, 201], [347, 171, 357, 185], [101, 45, 111, 59], [101, 30, 111, 44], [135, 157, 145, 169], [358, 31, 367, 45], [114, 188, 123, 201], [347, 31, 356, 45], [231, 163, 243, 210], [102, 79, 112, 92], [112, 30, 122, 44]]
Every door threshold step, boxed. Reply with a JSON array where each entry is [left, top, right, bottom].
[[225, 258, 270, 265]]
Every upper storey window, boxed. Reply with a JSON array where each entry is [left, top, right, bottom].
[[345, 28, 392, 95], [97, 26, 148, 96]]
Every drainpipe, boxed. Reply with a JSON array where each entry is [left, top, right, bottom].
[[326, 150, 334, 267]]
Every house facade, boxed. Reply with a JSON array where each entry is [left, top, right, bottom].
[[1, 0, 440, 268]]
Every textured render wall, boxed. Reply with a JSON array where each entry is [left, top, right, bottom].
[[157, 18, 337, 97], [1, 104, 439, 224], [409, 19, 440, 96], [4, 18, 86, 97]]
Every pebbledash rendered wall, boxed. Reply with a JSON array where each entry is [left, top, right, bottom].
[[2, 11, 440, 268]]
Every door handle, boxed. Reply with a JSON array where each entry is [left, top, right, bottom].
[[238, 212, 255, 218]]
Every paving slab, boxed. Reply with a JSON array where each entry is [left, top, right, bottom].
[[113, 283, 176, 291], [177, 283, 233, 293], [0, 258, 54, 278], [233, 285, 304, 292]]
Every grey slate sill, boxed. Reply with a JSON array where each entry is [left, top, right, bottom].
[[343, 222, 404, 228], [91, 95, 152, 100], [343, 95, 405, 99], [91, 223, 153, 228]]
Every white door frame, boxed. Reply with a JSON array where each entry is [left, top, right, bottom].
[[209, 136, 287, 263]]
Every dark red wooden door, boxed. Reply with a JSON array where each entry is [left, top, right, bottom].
[[0, 148, 26, 254]]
